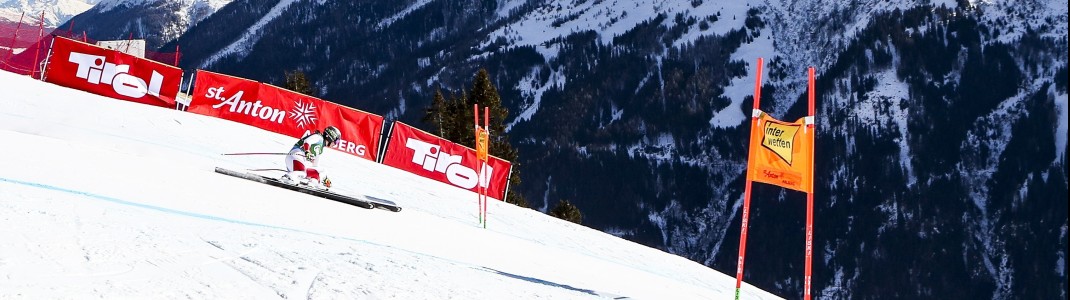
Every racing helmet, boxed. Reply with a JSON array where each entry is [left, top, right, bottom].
[[323, 125, 341, 146]]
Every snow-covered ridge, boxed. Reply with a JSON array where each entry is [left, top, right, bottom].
[[91, 0, 234, 46], [95, 0, 230, 14], [0, 0, 98, 27], [200, 0, 295, 68], [485, 0, 751, 61], [377, 0, 433, 30]]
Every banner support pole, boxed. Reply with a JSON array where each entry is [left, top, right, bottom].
[[377, 120, 394, 164], [38, 36, 56, 81]]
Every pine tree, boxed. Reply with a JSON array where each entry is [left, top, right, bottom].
[[284, 70, 314, 96], [446, 90, 472, 147], [550, 200, 583, 224], [422, 68, 528, 207], [422, 89, 447, 136], [467, 69, 526, 208]]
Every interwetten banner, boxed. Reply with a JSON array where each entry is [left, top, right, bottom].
[[381, 122, 511, 199], [746, 111, 814, 194], [734, 60, 818, 300], [44, 36, 182, 108], [187, 70, 383, 161]]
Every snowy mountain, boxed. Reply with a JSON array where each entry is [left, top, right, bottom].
[[0, 0, 98, 27], [0, 70, 784, 299], [58, 0, 1069, 298], [57, 0, 231, 48]]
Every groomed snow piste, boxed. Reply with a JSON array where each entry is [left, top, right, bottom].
[[0, 71, 780, 299]]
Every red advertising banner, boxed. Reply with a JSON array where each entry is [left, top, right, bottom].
[[188, 70, 314, 138], [318, 102, 384, 161], [257, 83, 326, 138], [381, 122, 511, 199], [187, 70, 383, 161], [44, 36, 182, 108]]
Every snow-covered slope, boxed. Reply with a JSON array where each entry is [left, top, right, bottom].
[[0, 71, 781, 299], [0, 0, 98, 27], [52, 0, 1068, 298]]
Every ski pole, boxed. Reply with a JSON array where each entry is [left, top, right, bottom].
[[222, 152, 289, 156], [246, 168, 287, 172]]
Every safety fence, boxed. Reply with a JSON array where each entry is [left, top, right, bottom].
[[28, 35, 512, 200], [1, 14, 179, 78]]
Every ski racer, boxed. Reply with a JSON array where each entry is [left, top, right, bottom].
[[282, 125, 341, 189]]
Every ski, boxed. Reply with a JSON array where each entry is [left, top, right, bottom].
[[214, 167, 402, 212]]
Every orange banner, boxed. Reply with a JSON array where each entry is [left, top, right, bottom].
[[746, 111, 814, 193], [475, 128, 489, 161]]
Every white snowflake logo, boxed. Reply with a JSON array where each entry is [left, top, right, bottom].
[[289, 99, 317, 128]]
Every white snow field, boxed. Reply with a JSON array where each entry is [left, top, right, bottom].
[[0, 71, 781, 300]]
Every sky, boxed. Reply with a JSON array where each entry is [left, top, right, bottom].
[[0, 70, 781, 299]]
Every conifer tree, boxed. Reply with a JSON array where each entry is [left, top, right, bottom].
[[422, 89, 447, 136], [467, 69, 526, 208], [422, 69, 528, 207], [446, 90, 471, 145], [550, 200, 583, 224], [284, 70, 314, 96]]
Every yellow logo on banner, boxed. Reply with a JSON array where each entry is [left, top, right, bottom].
[[761, 121, 800, 165], [476, 128, 489, 161]]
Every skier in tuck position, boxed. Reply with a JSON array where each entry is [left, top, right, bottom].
[[282, 125, 342, 190]]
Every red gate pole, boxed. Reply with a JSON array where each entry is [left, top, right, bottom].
[[474, 104, 482, 225], [734, 57, 763, 300], [482, 106, 489, 228], [473, 104, 491, 228], [802, 67, 817, 300]]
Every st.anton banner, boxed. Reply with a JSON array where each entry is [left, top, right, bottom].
[[187, 70, 384, 161]]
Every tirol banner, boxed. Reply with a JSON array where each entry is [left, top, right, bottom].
[[381, 122, 511, 199], [746, 111, 815, 193], [44, 36, 182, 108], [187, 70, 383, 161]]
